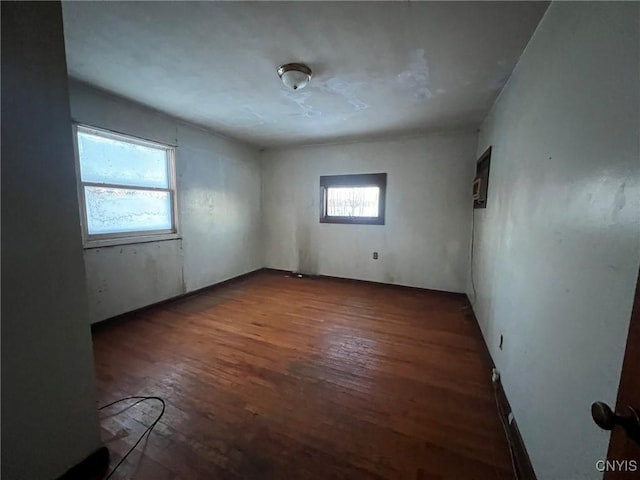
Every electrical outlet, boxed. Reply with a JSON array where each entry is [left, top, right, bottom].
[[373, 252, 378, 260]]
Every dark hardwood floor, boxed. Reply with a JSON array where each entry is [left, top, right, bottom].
[[92, 270, 514, 480]]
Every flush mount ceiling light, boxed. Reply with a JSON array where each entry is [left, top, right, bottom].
[[277, 63, 312, 91]]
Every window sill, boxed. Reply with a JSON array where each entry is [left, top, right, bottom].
[[320, 217, 385, 225], [83, 233, 181, 249]]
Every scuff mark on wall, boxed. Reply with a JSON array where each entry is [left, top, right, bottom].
[[295, 223, 317, 275], [612, 182, 626, 221], [396, 49, 433, 100], [179, 239, 187, 294], [319, 77, 370, 111]]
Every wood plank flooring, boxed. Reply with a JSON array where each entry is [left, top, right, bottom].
[[92, 270, 514, 480]]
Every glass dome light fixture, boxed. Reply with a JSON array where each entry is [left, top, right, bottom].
[[277, 63, 312, 91]]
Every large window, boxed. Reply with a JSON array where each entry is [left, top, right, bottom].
[[319, 173, 387, 225], [74, 125, 178, 247]]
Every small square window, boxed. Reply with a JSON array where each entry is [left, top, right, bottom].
[[74, 125, 178, 247], [319, 173, 387, 225]]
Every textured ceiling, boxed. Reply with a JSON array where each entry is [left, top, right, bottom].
[[62, 1, 548, 147]]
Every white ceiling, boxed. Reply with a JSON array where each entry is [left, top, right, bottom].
[[61, 1, 548, 148]]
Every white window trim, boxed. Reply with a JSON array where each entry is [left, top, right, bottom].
[[73, 124, 180, 249]]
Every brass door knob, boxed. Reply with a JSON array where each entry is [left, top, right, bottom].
[[591, 401, 640, 444]]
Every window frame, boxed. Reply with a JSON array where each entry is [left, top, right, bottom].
[[319, 173, 387, 225], [73, 124, 179, 249]]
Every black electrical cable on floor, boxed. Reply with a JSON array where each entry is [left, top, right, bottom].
[[98, 396, 166, 479]]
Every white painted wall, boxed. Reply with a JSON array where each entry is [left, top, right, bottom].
[[261, 132, 478, 292], [1, 3, 102, 478], [470, 3, 640, 479], [69, 82, 262, 323]]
